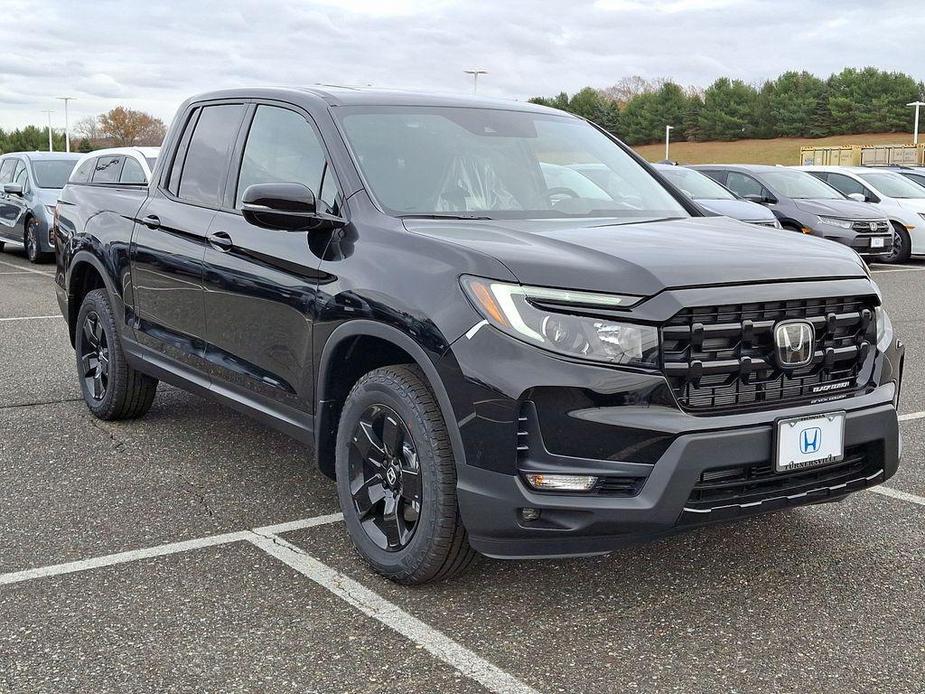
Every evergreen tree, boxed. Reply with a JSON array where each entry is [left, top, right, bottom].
[[698, 78, 759, 140]]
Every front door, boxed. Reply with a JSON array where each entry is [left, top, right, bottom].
[[201, 104, 340, 414], [130, 103, 246, 371]]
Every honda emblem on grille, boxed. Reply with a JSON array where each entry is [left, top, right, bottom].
[[774, 319, 814, 369]]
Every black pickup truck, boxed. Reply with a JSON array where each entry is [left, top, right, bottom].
[[55, 87, 904, 584]]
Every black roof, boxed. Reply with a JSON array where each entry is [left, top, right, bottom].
[[185, 85, 567, 115]]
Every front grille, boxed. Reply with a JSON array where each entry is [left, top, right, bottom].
[[662, 294, 877, 413], [681, 445, 882, 517], [851, 219, 890, 234]]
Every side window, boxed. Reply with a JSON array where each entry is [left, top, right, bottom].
[[700, 170, 727, 186], [70, 157, 96, 184], [235, 105, 334, 210], [177, 104, 245, 207], [725, 172, 767, 198], [93, 156, 125, 184], [0, 159, 16, 184], [825, 173, 866, 197], [120, 157, 146, 184], [12, 160, 27, 186]]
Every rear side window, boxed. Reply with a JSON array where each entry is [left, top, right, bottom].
[[93, 156, 125, 184], [121, 157, 147, 184], [177, 104, 245, 207], [71, 157, 96, 183], [0, 159, 16, 184]]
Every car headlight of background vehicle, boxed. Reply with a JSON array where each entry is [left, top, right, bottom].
[[461, 276, 659, 366], [818, 216, 853, 229]]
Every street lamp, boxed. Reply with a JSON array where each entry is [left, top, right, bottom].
[[464, 69, 487, 95], [56, 96, 75, 152], [665, 125, 674, 161], [41, 110, 54, 152], [908, 101, 925, 145]]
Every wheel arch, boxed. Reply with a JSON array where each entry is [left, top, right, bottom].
[[314, 320, 466, 480], [66, 251, 117, 346]]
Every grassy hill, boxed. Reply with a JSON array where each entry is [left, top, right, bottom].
[[634, 132, 917, 165]]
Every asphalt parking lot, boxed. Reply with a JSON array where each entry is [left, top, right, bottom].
[[1, 248, 923, 694]]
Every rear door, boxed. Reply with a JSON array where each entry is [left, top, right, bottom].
[[130, 103, 246, 371], [0, 158, 20, 237], [8, 159, 30, 231], [201, 103, 339, 414]]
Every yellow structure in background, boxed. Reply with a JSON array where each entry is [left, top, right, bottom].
[[800, 143, 925, 166], [799, 145, 862, 166]]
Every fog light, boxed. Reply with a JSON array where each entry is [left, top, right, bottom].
[[520, 507, 541, 522], [524, 473, 597, 492]]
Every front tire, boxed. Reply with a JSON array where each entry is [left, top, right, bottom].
[[75, 289, 158, 420], [24, 218, 46, 264], [335, 365, 477, 585], [881, 223, 912, 264]]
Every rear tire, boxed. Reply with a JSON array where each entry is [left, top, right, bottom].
[[24, 218, 48, 263], [881, 223, 911, 264], [335, 364, 478, 585], [75, 289, 158, 420]]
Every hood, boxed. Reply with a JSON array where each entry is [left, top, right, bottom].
[[792, 198, 882, 219], [696, 198, 776, 223], [403, 215, 868, 296], [35, 188, 62, 206], [895, 197, 925, 214]]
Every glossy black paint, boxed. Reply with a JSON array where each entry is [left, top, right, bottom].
[[55, 87, 904, 560]]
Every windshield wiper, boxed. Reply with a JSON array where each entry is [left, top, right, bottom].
[[399, 213, 494, 221]]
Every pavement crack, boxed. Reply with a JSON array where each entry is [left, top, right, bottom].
[[0, 397, 83, 410]]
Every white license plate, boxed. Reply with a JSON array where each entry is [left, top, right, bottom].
[[775, 412, 845, 473], [871, 237, 885, 248]]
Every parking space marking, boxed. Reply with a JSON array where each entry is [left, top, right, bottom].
[[870, 266, 925, 274], [899, 411, 925, 422], [0, 315, 61, 322], [869, 485, 925, 507], [250, 532, 541, 694], [0, 259, 54, 277]]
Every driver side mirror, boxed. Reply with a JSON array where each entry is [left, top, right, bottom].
[[743, 193, 775, 205], [847, 192, 867, 203], [241, 183, 345, 231], [3, 183, 23, 196]]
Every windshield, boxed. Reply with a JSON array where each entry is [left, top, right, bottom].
[[32, 159, 78, 189], [762, 169, 844, 199], [859, 172, 925, 199], [337, 106, 689, 221], [657, 166, 735, 200]]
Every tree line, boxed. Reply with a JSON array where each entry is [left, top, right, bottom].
[[529, 67, 925, 145], [0, 106, 167, 155]]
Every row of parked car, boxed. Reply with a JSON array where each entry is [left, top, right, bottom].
[[656, 162, 925, 264], [1, 143, 924, 266], [0, 147, 158, 262]]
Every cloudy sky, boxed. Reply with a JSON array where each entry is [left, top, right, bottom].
[[2, 0, 924, 130]]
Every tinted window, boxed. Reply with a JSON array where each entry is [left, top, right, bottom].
[[725, 172, 766, 198], [32, 160, 78, 188], [70, 157, 95, 183], [236, 106, 330, 209], [821, 172, 866, 197], [759, 169, 842, 199], [0, 159, 16, 184], [657, 166, 735, 200], [178, 104, 244, 207], [12, 160, 27, 186], [145, 157, 157, 171], [93, 156, 125, 184], [121, 157, 147, 183]]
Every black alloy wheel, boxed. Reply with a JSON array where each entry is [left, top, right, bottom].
[[348, 404, 422, 551], [78, 311, 110, 401]]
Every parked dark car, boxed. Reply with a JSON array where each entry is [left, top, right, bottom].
[[55, 88, 904, 584], [0, 151, 80, 262], [652, 163, 780, 227], [693, 164, 894, 260]]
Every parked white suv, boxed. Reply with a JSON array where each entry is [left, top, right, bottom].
[[796, 165, 925, 263], [69, 147, 160, 186]]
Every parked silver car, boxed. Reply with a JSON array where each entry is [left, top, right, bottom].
[[0, 151, 81, 262]]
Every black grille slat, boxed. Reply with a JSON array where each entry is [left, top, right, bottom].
[[662, 294, 876, 414]]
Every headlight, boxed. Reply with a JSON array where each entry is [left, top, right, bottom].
[[818, 216, 853, 229], [461, 276, 659, 366], [875, 306, 891, 350]]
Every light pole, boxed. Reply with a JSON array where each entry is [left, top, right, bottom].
[[664, 125, 674, 161], [464, 69, 487, 95], [57, 96, 75, 152], [908, 101, 925, 145], [41, 110, 54, 151]]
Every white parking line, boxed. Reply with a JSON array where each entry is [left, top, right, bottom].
[[0, 315, 61, 322], [868, 485, 925, 507], [870, 266, 925, 274], [899, 411, 925, 422], [0, 259, 54, 277], [250, 532, 540, 694]]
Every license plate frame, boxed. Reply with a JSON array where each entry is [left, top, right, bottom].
[[871, 237, 886, 248], [775, 411, 846, 473]]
